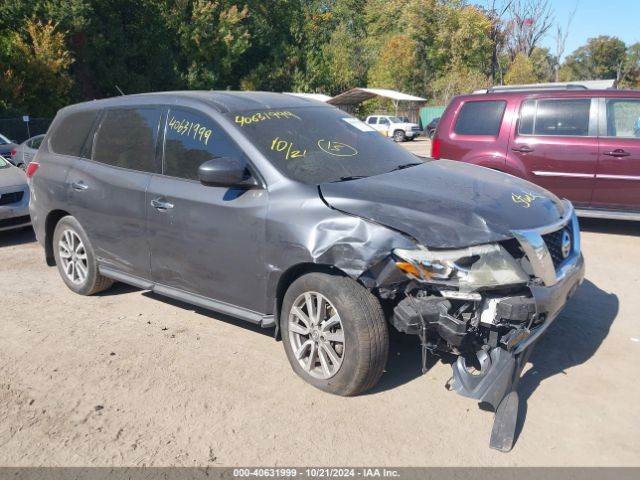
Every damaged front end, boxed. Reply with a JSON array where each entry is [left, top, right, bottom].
[[361, 201, 585, 452]]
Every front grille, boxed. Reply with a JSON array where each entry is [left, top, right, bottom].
[[0, 191, 24, 206], [542, 227, 572, 269], [411, 126, 420, 131], [0, 215, 30, 229]]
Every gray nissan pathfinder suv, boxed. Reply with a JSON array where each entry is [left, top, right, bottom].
[[28, 92, 585, 451]]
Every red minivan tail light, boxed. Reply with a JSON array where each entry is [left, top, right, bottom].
[[431, 137, 441, 159], [25, 161, 40, 179]]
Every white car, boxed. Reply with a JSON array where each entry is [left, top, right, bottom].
[[0, 155, 30, 231], [11, 134, 45, 170], [365, 115, 421, 142]]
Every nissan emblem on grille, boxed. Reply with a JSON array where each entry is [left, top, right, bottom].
[[561, 230, 571, 259]]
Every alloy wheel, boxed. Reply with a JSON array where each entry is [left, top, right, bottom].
[[288, 291, 345, 379], [58, 229, 88, 285]]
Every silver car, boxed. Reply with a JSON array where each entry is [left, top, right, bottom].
[[11, 134, 45, 170], [0, 155, 30, 231]]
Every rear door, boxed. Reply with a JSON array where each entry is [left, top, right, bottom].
[[376, 117, 391, 137], [592, 97, 640, 210], [67, 106, 162, 278], [147, 108, 268, 313], [509, 97, 598, 207]]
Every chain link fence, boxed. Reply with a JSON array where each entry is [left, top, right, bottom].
[[0, 117, 53, 143]]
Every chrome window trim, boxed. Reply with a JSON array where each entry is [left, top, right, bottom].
[[511, 201, 580, 286]]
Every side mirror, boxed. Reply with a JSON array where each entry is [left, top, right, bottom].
[[198, 157, 257, 188]]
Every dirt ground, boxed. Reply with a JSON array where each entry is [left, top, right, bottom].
[[1, 196, 639, 466]]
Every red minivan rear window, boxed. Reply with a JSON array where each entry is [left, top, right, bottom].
[[454, 100, 506, 136]]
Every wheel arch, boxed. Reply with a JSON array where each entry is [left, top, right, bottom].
[[44, 209, 71, 266], [273, 262, 350, 340]]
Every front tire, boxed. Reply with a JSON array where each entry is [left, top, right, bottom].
[[393, 130, 406, 142], [281, 272, 388, 396], [52, 216, 113, 295]]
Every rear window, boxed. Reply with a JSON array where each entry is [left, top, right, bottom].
[[519, 98, 591, 136], [49, 109, 99, 157], [454, 101, 506, 136], [93, 108, 161, 173]]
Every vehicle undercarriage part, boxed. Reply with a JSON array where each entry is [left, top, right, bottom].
[[388, 283, 541, 452]]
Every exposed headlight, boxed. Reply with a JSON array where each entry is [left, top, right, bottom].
[[393, 243, 529, 291]]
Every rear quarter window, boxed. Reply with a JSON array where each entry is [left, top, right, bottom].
[[49, 109, 99, 157], [454, 100, 506, 136]]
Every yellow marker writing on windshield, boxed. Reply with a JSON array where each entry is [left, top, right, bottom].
[[317, 139, 358, 157], [271, 137, 307, 160]]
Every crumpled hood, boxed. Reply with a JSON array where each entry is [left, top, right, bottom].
[[0, 165, 27, 189], [319, 160, 567, 249]]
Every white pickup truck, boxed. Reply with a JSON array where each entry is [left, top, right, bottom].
[[365, 115, 422, 142]]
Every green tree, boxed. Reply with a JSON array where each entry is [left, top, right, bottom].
[[504, 52, 536, 84], [562, 35, 627, 81], [619, 42, 640, 88], [529, 47, 554, 83], [368, 34, 419, 91], [429, 66, 490, 105], [0, 18, 73, 116]]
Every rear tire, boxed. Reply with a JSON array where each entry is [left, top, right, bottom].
[[281, 272, 388, 396], [52, 216, 113, 295]]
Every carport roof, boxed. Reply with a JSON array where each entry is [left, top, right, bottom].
[[328, 88, 426, 106]]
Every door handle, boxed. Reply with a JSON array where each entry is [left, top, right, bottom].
[[603, 149, 631, 158], [512, 145, 534, 153], [150, 198, 174, 210], [71, 181, 88, 191]]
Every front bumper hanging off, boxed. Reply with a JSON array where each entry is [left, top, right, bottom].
[[448, 213, 585, 452]]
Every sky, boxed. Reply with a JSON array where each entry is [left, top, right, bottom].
[[478, 0, 639, 60], [540, 0, 639, 59]]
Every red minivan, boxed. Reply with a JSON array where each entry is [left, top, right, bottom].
[[433, 87, 640, 220]]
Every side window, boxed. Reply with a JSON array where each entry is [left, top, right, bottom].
[[454, 101, 506, 136], [606, 99, 640, 138], [49, 109, 99, 157], [530, 99, 591, 136], [163, 109, 244, 181], [31, 136, 44, 149], [93, 108, 161, 172], [379, 117, 390, 126], [518, 100, 536, 135], [367, 117, 378, 125]]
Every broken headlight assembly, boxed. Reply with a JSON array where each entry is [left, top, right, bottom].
[[393, 243, 529, 291]]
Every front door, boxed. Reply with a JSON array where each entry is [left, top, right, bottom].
[[147, 108, 268, 314], [508, 97, 598, 207], [592, 97, 640, 210]]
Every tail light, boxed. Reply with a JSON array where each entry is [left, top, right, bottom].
[[431, 137, 441, 159], [10, 149, 17, 157], [25, 161, 39, 179]]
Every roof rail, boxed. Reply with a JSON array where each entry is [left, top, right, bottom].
[[484, 84, 588, 93]]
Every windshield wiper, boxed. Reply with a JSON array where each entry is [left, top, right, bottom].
[[388, 162, 422, 173], [331, 175, 369, 182]]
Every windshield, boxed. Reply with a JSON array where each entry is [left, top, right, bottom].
[[0, 156, 9, 168], [228, 107, 422, 184], [0, 134, 11, 145], [388, 116, 403, 123]]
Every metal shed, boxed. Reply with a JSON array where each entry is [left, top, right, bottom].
[[327, 88, 426, 122]]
